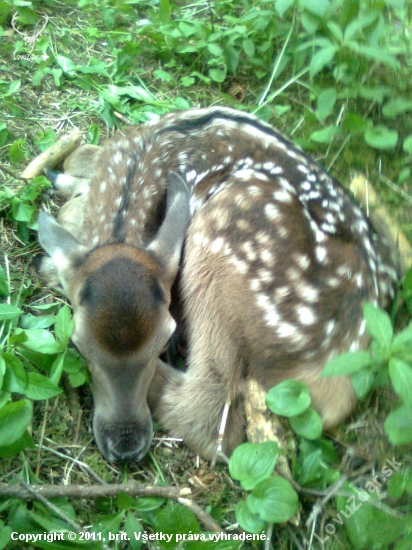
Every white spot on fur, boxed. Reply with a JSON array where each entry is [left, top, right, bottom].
[[298, 306, 316, 326]]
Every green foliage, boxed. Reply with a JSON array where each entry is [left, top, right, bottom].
[[229, 441, 298, 533], [322, 298, 412, 444]]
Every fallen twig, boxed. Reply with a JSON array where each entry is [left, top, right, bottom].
[[0, 482, 222, 533], [21, 128, 82, 180]]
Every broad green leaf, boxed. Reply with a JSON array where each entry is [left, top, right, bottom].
[[69, 372, 86, 387], [209, 68, 226, 82], [266, 380, 311, 417], [20, 314, 55, 330], [403, 135, 412, 155], [363, 303, 393, 354], [300, 0, 330, 18], [310, 125, 342, 143], [55, 54, 76, 74], [322, 351, 372, 377], [389, 358, 412, 409], [310, 45, 338, 78], [153, 502, 200, 547], [54, 305, 73, 346], [124, 511, 143, 549], [382, 98, 412, 118], [0, 526, 12, 550], [24, 372, 62, 400], [275, 0, 295, 18], [384, 406, 412, 444], [242, 39, 255, 58], [351, 368, 376, 401], [16, 328, 62, 354], [207, 42, 223, 56], [391, 322, 412, 362], [247, 476, 299, 523], [364, 125, 398, 150], [0, 431, 35, 458], [315, 88, 337, 121], [2, 353, 27, 394], [9, 140, 28, 165], [297, 449, 323, 485], [236, 500, 267, 534], [229, 441, 279, 490], [290, 407, 323, 439], [0, 399, 32, 447], [337, 489, 408, 549], [12, 201, 36, 222], [0, 304, 22, 321]]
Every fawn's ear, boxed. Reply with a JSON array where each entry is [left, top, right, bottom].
[[38, 211, 90, 292], [147, 172, 191, 283]]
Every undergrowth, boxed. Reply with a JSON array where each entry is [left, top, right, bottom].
[[0, 0, 412, 548]]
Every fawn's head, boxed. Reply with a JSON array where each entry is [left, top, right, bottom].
[[38, 172, 190, 462]]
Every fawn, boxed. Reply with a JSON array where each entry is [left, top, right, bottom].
[[38, 107, 397, 462]]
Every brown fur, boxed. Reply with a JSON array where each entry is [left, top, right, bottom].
[[38, 107, 398, 462]]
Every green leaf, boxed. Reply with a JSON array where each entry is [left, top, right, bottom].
[[229, 441, 279, 490], [16, 328, 62, 354], [300, 0, 330, 18], [0, 399, 32, 447], [2, 353, 27, 394], [310, 125, 342, 143], [0, 304, 23, 321], [207, 43, 223, 56], [363, 303, 393, 354], [315, 88, 337, 121], [24, 372, 62, 400], [310, 45, 338, 78], [389, 358, 412, 409], [298, 449, 323, 485], [209, 68, 226, 82], [337, 489, 408, 549], [391, 322, 412, 362], [322, 351, 372, 377], [54, 305, 73, 346], [384, 406, 412, 444], [403, 134, 412, 155], [9, 140, 28, 165], [275, 0, 295, 18], [247, 476, 299, 523], [382, 98, 412, 118], [55, 54, 76, 74], [0, 430, 35, 458], [50, 353, 65, 386], [266, 380, 311, 417], [351, 368, 376, 400], [364, 125, 398, 150], [0, 526, 12, 550], [0, 355, 4, 388], [12, 201, 36, 222], [0, 265, 9, 296], [154, 502, 200, 547], [236, 500, 267, 534], [242, 39, 255, 58], [124, 511, 142, 549], [69, 372, 86, 387], [289, 407, 323, 439]]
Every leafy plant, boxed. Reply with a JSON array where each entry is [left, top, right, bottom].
[[322, 298, 412, 444]]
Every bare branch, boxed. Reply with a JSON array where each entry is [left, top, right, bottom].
[[0, 482, 223, 533]]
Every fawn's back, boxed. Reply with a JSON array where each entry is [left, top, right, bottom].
[[39, 107, 397, 461]]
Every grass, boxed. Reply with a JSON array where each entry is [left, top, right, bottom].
[[0, 0, 412, 548]]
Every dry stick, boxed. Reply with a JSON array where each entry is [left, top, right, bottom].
[[20, 128, 82, 180], [0, 482, 222, 533], [350, 173, 412, 275], [19, 480, 82, 532], [244, 378, 300, 530]]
